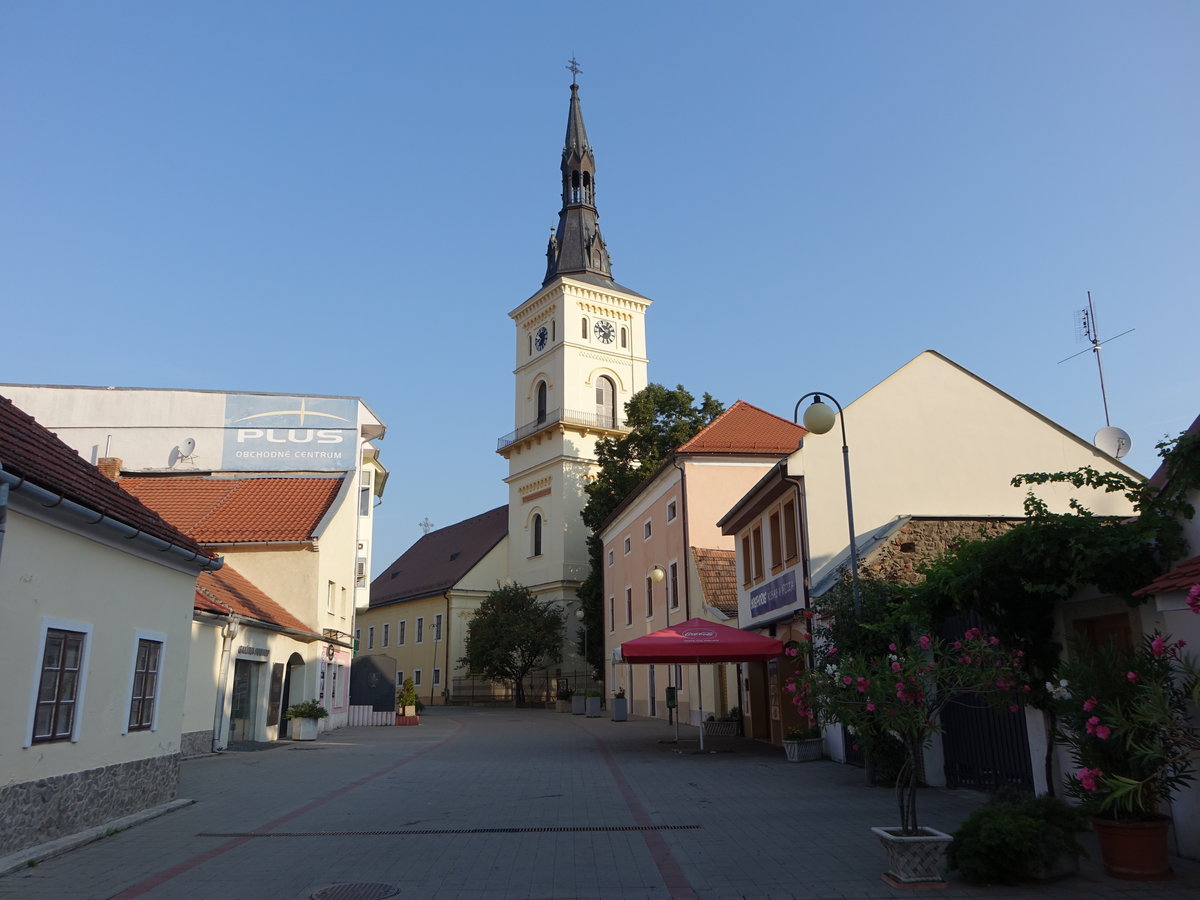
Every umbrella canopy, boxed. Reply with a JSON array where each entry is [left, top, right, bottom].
[[620, 617, 784, 664]]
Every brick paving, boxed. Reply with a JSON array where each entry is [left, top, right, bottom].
[[1, 708, 1196, 899]]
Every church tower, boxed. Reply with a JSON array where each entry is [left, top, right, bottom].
[[498, 69, 651, 640]]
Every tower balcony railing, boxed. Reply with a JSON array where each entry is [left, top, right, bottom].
[[497, 408, 628, 451]]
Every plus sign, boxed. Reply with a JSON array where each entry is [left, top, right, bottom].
[[566, 57, 582, 84]]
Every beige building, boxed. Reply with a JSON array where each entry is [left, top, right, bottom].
[[719, 350, 1140, 772], [0, 396, 220, 856], [601, 401, 804, 723], [358, 507, 508, 706]]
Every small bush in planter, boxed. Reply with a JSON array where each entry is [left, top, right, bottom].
[[948, 793, 1087, 884], [284, 699, 329, 720], [396, 677, 418, 713], [785, 725, 820, 741]]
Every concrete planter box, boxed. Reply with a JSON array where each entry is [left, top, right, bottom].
[[571, 696, 585, 715], [783, 738, 822, 762], [871, 826, 952, 888], [611, 698, 628, 721], [291, 718, 319, 741], [585, 697, 601, 717], [395, 715, 421, 726]]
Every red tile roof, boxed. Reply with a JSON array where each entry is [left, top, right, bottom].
[[0, 395, 212, 560], [196, 565, 319, 635], [693, 546, 738, 614], [1134, 554, 1200, 597], [677, 400, 805, 455], [372, 506, 508, 605], [120, 475, 343, 543]]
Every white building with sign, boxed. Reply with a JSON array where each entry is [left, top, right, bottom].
[[0, 384, 387, 741]]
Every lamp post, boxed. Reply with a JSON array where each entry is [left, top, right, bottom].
[[575, 608, 588, 681], [794, 392, 862, 617], [648, 565, 671, 726]]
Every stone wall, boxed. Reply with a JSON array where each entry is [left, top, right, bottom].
[[0, 754, 179, 857], [865, 518, 1019, 585], [180, 730, 213, 759]]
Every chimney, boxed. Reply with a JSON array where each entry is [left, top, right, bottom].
[[96, 457, 123, 481]]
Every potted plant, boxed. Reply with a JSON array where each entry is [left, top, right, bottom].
[[1051, 624, 1200, 880], [782, 724, 822, 762], [556, 686, 574, 714], [284, 699, 328, 741], [584, 689, 602, 718], [948, 792, 1087, 883], [791, 605, 1028, 887], [611, 686, 628, 722], [395, 676, 420, 725], [703, 707, 741, 738]]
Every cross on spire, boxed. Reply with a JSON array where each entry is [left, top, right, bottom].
[[566, 56, 582, 85]]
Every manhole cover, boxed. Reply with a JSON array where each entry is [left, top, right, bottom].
[[310, 884, 399, 900]]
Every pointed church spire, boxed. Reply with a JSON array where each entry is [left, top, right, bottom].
[[543, 65, 613, 286]]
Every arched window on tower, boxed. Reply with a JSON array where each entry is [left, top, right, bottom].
[[582, 171, 593, 204], [571, 170, 582, 203], [532, 514, 543, 557], [581, 317, 588, 339], [536, 381, 548, 425], [596, 375, 616, 429], [620, 327, 628, 349]]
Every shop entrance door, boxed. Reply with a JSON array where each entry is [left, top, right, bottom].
[[229, 660, 259, 743]]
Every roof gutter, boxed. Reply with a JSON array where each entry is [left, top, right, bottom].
[[0, 465, 222, 572]]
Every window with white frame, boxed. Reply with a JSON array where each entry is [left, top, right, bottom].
[[783, 498, 799, 562], [625, 587, 633, 625], [398, 620, 406, 645], [669, 562, 680, 610], [433, 668, 441, 686], [433, 614, 443, 641], [416, 617, 424, 643], [396, 670, 404, 687], [359, 468, 372, 516], [751, 525, 765, 582], [609, 595, 615, 632], [382, 623, 390, 648], [645, 576, 654, 618], [607, 548, 614, 566], [414, 669, 422, 686], [666, 499, 677, 522], [623, 536, 631, 555], [643, 519, 652, 540], [368, 626, 375, 650], [532, 513, 543, 557], [326, 580, 336, 613], [31, 619, 91, 745], [127, 634, 164, 733]]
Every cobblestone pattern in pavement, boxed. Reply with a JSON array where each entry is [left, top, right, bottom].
[[0, 709, 1196, 900]]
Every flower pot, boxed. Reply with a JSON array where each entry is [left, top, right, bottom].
[[585, 697, 601, 717], [871, 826, 952, 887], [1091, 816, 1172, 881], [571, 695, 585, 715], [291, 717, 319, 741], [783, 738, 822, 762], [394, 715, 420, 726], [611, 697, 628, 721]]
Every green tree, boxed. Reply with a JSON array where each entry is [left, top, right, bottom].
[[576, 384, 724, 673], [460, 582, 565, 706]]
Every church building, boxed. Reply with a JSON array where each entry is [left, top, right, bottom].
[[364, 72, 650, 700]]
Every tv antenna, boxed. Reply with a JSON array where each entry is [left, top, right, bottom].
[[1058, 291, 1134, 458]]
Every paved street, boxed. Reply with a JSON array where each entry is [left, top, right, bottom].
[[1, 708, 1196, 900]]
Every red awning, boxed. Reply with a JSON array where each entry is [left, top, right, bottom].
[[620, 618, 784, 664]]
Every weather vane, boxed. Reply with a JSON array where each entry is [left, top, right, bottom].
[[566, 56, 582, 85]]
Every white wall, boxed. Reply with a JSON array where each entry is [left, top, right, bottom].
[[1, 512, 196, 784]]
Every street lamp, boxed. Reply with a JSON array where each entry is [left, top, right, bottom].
[[794, 392, 862, 617], [575, 608, 588, 678]]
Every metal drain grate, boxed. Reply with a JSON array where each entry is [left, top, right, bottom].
[[310, 884, 399, 900], [202, 824, 700, 837]]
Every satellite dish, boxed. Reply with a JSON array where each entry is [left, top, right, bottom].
[[1095, 426, 1132, 460], [180, 438, 196, 457]]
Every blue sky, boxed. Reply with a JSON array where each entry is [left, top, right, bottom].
[[2, 2, 1196, 574]]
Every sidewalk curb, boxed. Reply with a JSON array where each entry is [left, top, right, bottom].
[[0, 798, 195, 877]]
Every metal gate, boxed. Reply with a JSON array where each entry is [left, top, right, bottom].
[[940, 692, 1033, 791]]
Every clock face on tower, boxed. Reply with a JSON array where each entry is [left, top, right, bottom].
[[534, 326, 549, 351], [594, 320, 615, 344]]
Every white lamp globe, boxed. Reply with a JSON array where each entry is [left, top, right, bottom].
[[802, 400, 837, 435], [649, 565, 666, 583]]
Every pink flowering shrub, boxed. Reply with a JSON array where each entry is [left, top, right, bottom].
[[1053, 621, 1200, 820], [789, 616, 1028, 835]]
